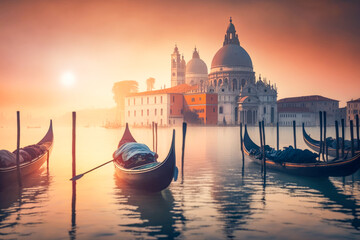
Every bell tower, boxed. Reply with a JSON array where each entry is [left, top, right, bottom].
[[171, 45, 186, 87]]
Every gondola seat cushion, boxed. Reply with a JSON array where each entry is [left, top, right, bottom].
[[113, 142, 157, 169], [0, 150, 24, 167]]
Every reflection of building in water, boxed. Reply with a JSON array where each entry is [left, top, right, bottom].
[[277, 95, 339, 126], [124, 18, 278, 126]]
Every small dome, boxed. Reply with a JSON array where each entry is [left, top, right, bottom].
[[186, 58, 208, 75], [186, 48, 208, 75], [211, 44, 253, 69]]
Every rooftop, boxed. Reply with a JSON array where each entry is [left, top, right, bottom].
[[127, 84, 198, 97], [278, 95, 338, 103], [347, 98, 360, 103]]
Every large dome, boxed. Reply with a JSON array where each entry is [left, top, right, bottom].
[[211, 44, 253, 69]]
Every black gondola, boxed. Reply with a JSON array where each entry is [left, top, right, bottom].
[[0, 120, 53, 183], [113, 123, 176, 192], [243, 125, 360, 177]]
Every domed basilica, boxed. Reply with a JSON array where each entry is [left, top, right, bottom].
[[171, 17, 278, 125]]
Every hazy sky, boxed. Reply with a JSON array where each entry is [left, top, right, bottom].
[[1, 0, 359, 118]]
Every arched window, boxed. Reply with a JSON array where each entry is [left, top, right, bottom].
[[248, 88, 251, 93], [218, 79, 222, 86], [219, 106, 223, 114], [214, 79, 217, 87], [233, 79, 237, 91], [224, 78, 228, 86]]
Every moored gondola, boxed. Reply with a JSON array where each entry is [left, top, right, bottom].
[[243, 125, 360, 177], [113, 123, 176, 192], [302, 124, 339, 157], [0, 120, 53, 183]]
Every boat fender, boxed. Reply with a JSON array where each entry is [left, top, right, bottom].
[[173, 166, 178, 182]]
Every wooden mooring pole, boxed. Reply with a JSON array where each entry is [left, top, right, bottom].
[[155, 123, 158, 153], [276, 122, 279, 151], [341, 118, 345, 158], [152, 122, 155, 151], [262, 120, 266, 176], [293, 120, 296, 149], [258, 121, 263, 172], [324, 111, 328, 161], [356, 114, 359, 150], [71, 111, 77, 239], [319, 111, 323, 159], [335, 120, 339, 159], [181, 122, 187, 180], [350, 120, 355, 157], [16, 111, 22, 187], [240, 123, 244, 164], [72, 112, 76, 180]]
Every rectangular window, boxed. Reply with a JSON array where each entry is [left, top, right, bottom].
[[147, 109, 149, 116], [170, 109, 172, 114], [161, 96, 163, 103], [141, 110, 143, 116], [213, 108, 215, 112], [161, 109, 163, 115], [173, 96, 175, 102]]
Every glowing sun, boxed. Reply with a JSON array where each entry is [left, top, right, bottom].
[[60, 71, 76, 87]]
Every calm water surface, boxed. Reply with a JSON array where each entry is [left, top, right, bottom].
[[1, 124, 360, 239]]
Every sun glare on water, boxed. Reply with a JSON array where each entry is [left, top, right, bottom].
[[60, 71, 76, 87]]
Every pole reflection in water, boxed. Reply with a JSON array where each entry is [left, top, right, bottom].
[[114, 176, 185, 240], [0, 168, 51, 238], [68, 180, 76, 240]]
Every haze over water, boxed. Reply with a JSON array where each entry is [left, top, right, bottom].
[[1, 125, 359, 239]]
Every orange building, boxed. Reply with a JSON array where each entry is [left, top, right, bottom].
[[184, 93, 218, 125]]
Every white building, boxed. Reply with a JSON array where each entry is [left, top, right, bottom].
[[277, 95, 339, 126], [125, 84, 196, 127]]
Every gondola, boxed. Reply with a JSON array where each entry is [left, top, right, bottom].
[[113, 123, 176, 192], [0, 120, 53, 183], [243, 125, 360, 177], [302, 123, 338, 157], [302, 123, 360, 157]]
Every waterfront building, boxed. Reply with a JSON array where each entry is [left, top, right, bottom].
[[347, 98, 360, 125], [277, 95, 339, 126], [125, 84, 196, 127], [184, 93, 218, 125]]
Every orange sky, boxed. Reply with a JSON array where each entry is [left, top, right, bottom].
[[1, 0, 359, 119]]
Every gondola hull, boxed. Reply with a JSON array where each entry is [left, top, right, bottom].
[[113, 124, 176, 192], [243, 126, 360, 177], [0, 121, 53, 183], [302, 124, 338, 157]]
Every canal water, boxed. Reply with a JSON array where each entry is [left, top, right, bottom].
[[1, 124, 360, 239]]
